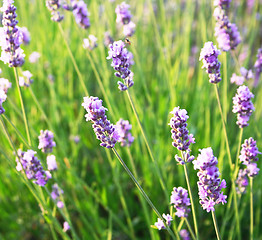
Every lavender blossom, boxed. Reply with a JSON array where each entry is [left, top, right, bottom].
[[82, 96, 119, 148], [235, 169, 249, 194], [16, 149, 51, 186], [0, 78, 12, 93], [51, 183, 64, 208], [47, 155, 57, 171], [170, 187, 191, 217], [199, 42, 221, 84], [193, 147, 227, 212], [115, 2, 132, 25], [29, 51, 41, 63], [154, 213, 172, 230], [71, 0, 90, 29], [107, 40, 134, 91], [46, 0, 64, 22], [0, 89, 7, 114], [19, 70, 33, 87], [214, 0, 231, 10], [232, 85, 254, 128], [19, 27, 30, 45], [254, 48, 262, 87], [123, 21, 136, 37], [115, 118, 134, 147], [230, 68, 253, 86], [180, 229, 191, 240], [38, 130, 56, 153], [0, 0, 25, 67], [63, 221, 70, 232], [104, 31, 114, 46], [169, 107, 195, 164], [83, 35, 97, 50]]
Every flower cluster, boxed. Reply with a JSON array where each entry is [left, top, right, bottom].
[[170, 187, 191, 217], [71, 0, 90, 29], [115, 118, 134, 147], [230, 67, 253, 86], [0, 78, 12, 93], [82, 96, 119, 148], [180, 229, 191, 240], [19, 70, 33, 87], [199, 42, 221, 84], [0, 0, 25, 67], [154, 214, 173, 230], [46, 0, 64, 22], [83, 35, 97, 51], [51, 183, 64, 208], [115, 2, 135, 37], [47, 154, 57, 171], [193, 147, 227, 212], [169, 107, 195, 164], [213, 4, 241, 51], [38, 130, 56, 153], [16, 149, 51, 186], [29, 51, 41, 63], [235, 169, 249, 194], [232, 85, 254, 128], [19, 26, 30, 45], [107, 40, 134, 91], [254, 48, 262, 87]]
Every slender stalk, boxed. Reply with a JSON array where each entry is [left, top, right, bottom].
[[126, 90, 169, 202], [233, 129, 244, 179], [14, 67, 31, 146], [112, 147, 177, 240], [211, 211, 222, 240], [184, 218, 197, 240], [183, 164, 199, 240], [58, 23, 89, 96], [250, 177, 254, 240]]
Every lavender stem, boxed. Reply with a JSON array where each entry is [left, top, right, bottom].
[[211, 211, 222, 240]]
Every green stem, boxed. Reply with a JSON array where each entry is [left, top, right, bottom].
[[233, 129, 244, 179], [14, 67, 31, 146], [112, 147, 176, 240], [58, 23, 89, 96], [250, 177, 254, 240], [184, 218, 197, 240], [211, 211, 222, 240], [183, 164, 199, 240], [126, 90, 169, 202]]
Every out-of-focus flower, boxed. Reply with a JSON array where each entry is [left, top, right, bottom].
[[115, 2, 132, 24], [47, 155, 57, 171], [63, 221, 70, 232], [38, 130, 56, 153], [19, 70, 33, 87], [82, 96, 119, 148], [51, 183, 64, 208], [0, 1, 25, 67], [154, 218, 165, 230], [0, 89, 7, 114], [104, 31, 114, 46], [46, 0, 64, 22], [71, 0, 90, 29], [254, 48, 262, 87], [214, 0, 231, 10], [232, 85, 254, 128], [83, 35, 97, 50], [231, 67, 253, 85], [16, 149, 51, 186], [193, 147, 227, 212], [0, 78, 12, 93], [115, 118, 134, 147], [199, 42, 221, 84], [170, 187, 191, 217], [236, 169, 249, 194], [29, 51, 41, 63], [123, 21, 136, 37], [180, 229, 191, 240], [19, 27, 30, 45]]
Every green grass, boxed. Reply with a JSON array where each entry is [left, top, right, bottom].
[[0, 0, 262, 239]]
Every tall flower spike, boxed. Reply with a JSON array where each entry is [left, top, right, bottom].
[[0, 0, 25, 67], [107, 40, 134, 91], [169, 107, 195, 164], [199, 42, 221, 84], [170, 187, 191, 217], [254, 48, 262, 87], [193, 147, 227, 212], [115, 118, 134, 147], [71, 0, 90, 29], [115, 2, 132, 25], [232, 85, 254, 128], [235, 169, 249, 194], [38, 130, 56, 153], [82, 96, 119, 148]]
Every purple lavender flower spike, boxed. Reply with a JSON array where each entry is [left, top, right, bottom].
[[0, 89, 7, 114], [0, 0, 25, 67], [82, 96, 119, 148], [199, 42, 221, 84], [254, 48, 262, 87], [71, 0, 90, 29], [19, 27, 30, 45], [123, 21, 136, 37], [154, 218, 165, 230], [107, 40, 134, 90], [46, 0, 64, 22], [38, 130, 56, 153], [180, 229, 191, 240], [193, 147, 227, 212], [247, 163, 260, 177], [170, 187, 191, 217], [232, 85, 254, 128], [19, 70, 33, 87], [235, 169, 249, 194], [169, 107, 195, 164], [51, 183, 64, 208], [115, 2, 132, 25], [16, 149, 51, 186], [214, 0, 231, 9], [115, 118, 134, 147]]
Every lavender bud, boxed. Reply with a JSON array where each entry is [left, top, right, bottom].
[[38, 130, 56, 153], [71, 0, 90, 29], [180, 229, 191, 240], [170, 187, 191, 217], [115, 118, 134, 147]]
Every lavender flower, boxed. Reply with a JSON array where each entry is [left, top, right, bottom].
[[0, 89, 7, 114], [214, 0, 231, 10], [47, 155, 57, 171], [19, 26, 30, 45], [51, 183, 64, 208], [169, 107, 195, 164], [154, 213, 173, 230], [19, 70, 33, 87], [63, 221, 70, 232], [123, 21, 136, 37], [107, 40, 134, 91], [82, 96, 119, 148], [46, 0, 64, 22], [170, 187, 191, 217], [232, 85, 254, 128], [115, 118, 134, 147], [71, 0, 90, 29], [193, 147, 227, 212], [104, 31, 114, 47], [115, 2, 132, 25], [29, 51, 41, 63], [0, 78, 12, 93], [199, 42, 221, 84], [230, 68, 253, 86], [254, 48, 262, 87], [163, 214, 173, 226], [180, 229, 191, 240], [16, 149, 51, 186], [235, 169, 249, 194], [38, 130, 56, 153], [0, 0, 25, 67], [83, 35, 97, 50]]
